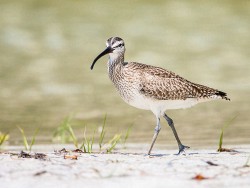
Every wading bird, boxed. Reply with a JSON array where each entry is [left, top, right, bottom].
[[90, 37, 229, 155]]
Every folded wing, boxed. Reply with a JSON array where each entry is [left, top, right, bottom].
[[134, 63, 229, 101]]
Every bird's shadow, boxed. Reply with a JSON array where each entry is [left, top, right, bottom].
[[112, 150, 243, 157], [148, 153, 170, 157]]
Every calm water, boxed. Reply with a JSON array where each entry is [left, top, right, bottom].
[[0, 0, 249, 147]]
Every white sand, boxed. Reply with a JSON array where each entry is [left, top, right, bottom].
[[0, 145, 250, 188]]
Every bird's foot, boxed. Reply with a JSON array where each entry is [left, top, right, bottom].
[[177, 144, 190, 155]]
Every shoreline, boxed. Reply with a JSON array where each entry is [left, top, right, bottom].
[[1, 143, 249, 152]]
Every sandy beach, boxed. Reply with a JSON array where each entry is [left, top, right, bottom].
[[1, 145, 250, 188], [1, 1, 249, 188]]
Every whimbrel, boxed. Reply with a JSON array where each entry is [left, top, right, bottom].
[[90, 37, 230, 155]]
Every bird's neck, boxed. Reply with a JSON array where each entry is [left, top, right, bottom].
[[108, 53, 124, 81], [108, 53, 124, 71]]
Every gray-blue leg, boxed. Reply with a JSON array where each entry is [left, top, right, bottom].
[[148, 117, 161, 155], [163, 113, 190, 154]]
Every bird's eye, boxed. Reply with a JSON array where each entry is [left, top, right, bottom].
[[117, 43, 123, 47]]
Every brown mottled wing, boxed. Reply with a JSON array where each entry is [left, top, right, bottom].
[[135, 63, 227, 100]]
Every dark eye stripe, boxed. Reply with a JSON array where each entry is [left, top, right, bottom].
[[115, 43, 124, 48]]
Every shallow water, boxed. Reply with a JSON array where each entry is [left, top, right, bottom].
[[0, 0, 249, 146]]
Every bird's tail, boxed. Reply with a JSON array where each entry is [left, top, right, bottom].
[[215, 91, 230, 101]]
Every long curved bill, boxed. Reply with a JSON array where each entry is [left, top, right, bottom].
[[90, 46, 113, 70]]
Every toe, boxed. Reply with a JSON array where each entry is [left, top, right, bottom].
[[177, 145, 190, 155]]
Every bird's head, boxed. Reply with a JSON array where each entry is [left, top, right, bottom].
[[90, 37, 125, 70]]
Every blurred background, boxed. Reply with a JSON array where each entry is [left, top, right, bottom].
[[0, 0, 249, 147]]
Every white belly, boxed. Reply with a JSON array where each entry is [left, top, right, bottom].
[[123, 92, 216, 116], [114, 78, 218, 116], [125, 92, 152, 110]]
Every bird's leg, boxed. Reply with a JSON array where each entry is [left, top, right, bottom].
[[163, 113, 190, 154], [148, 117, 161, 155]]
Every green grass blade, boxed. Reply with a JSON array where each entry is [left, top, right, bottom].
[[107, 134, 121, 153], [0, 135, 5, 146], [53, 115, 74, 143], [0, 132, 9, 146], [218, 131, 224, 151], [67, 123, 78, 148], [223, 115, 237, 130], [17, 126, 29, 151], [87, 138, 90, 153], [80, 126, 87, 152], [99, 114, 107, 151], [79, 141, 86, 152], [124, 124, 133, 145], [84, 126, 89, 152], [90, 128, 96, 153], [29, 128, 40, 152], [218, 115, 237, 151]]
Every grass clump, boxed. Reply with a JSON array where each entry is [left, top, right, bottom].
[[122, 124, 133, 147], [53, 115, 75, 144], [80, 126, 96, 153], [17, 126, 39, 152], [53, 116, 96, 152], [106, 134, 121, 153], [54, 114, 132, 154]]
